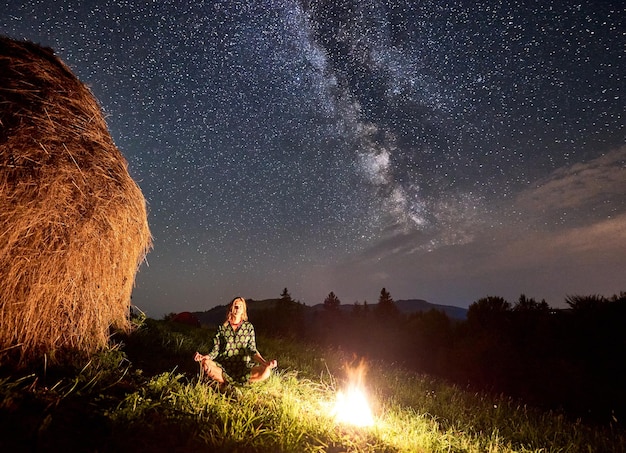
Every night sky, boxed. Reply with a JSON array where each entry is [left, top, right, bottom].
[[2, 1, 624, 317]]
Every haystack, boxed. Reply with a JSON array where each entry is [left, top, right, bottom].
[[0, 36, 152, 366]]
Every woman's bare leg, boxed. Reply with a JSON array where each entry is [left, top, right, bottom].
[[249, 361, 277, 383], [249, 365, 270, 382], [194, 352, 225, 384]]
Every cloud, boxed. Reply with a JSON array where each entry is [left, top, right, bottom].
[[514, 145, 626, 220], [474, 213, 626, 273]]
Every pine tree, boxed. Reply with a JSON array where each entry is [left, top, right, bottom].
[[376, 287, 398, 317], [323, 291, 341, 311], [280, 287, 293, 303]]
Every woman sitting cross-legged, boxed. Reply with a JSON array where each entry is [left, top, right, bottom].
[[194, 296, 277, 385]]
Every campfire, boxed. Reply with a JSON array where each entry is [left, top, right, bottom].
[[332, 359, 375, 427]]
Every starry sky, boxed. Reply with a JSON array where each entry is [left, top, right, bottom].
[[2, 1, 624, 317]]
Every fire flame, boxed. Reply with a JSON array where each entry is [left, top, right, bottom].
[[333, 359, 374, 427]]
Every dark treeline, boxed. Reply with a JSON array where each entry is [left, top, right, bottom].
[[253, 288, 626, 425]]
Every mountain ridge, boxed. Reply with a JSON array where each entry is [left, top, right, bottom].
[[192, 297, 467, 326]]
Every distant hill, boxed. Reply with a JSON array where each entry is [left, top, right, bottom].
[[395, 299, 467, 320], [308, 299, 467, 320], [193, 298, 280, 326], [192, 297, 466, 326]]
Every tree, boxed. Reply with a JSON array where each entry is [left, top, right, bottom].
[[375, 287, 398, 318], [280, 287, 293, 303], [323, 291, 341, 311], [565, 294, 608, 312], [266, 287, 304, 339], [514, 294, 549, 312], [467, 296, 510, 322]]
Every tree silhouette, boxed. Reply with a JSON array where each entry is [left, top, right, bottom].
[[280, 287, 293, 303], [467, 295, 510, 328], [351, 301, 365, 318], [263, 287, 304, 339], [406, 309, 452, 373], [375, 287, 398, 318], [513, 294, 550, 312], [565, 294, 608, 312], [323, 291, 341, 311]]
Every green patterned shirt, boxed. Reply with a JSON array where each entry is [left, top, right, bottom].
[[208, 321, 259, 384]]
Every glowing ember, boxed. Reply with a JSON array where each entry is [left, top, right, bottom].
[[333, 359, 374, 427]]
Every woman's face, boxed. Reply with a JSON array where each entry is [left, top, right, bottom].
[[231, 298, 245, 317]]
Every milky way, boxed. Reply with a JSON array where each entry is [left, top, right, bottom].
[[2, 1, 624, 315]]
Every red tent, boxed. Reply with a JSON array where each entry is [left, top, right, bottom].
[[171, 311, 201, 327]]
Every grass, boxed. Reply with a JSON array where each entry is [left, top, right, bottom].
[[1, 318, 624, 452]]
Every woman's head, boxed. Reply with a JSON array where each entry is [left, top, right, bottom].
[[226, 296, 248, 324]]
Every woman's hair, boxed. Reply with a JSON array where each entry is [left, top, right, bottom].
[[224, 296, 248, 325]]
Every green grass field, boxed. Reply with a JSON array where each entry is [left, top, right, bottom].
[[1, 318, 624, 452]]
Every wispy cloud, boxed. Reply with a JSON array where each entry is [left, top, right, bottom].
[[514, 146, 626, 220]]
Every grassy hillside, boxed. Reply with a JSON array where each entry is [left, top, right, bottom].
[[1, 317, 623, 452]]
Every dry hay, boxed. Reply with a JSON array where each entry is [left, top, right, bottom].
[[0, 36, 152, 366]]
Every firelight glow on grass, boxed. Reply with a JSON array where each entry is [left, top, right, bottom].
[[2, 322, 624, 452]]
